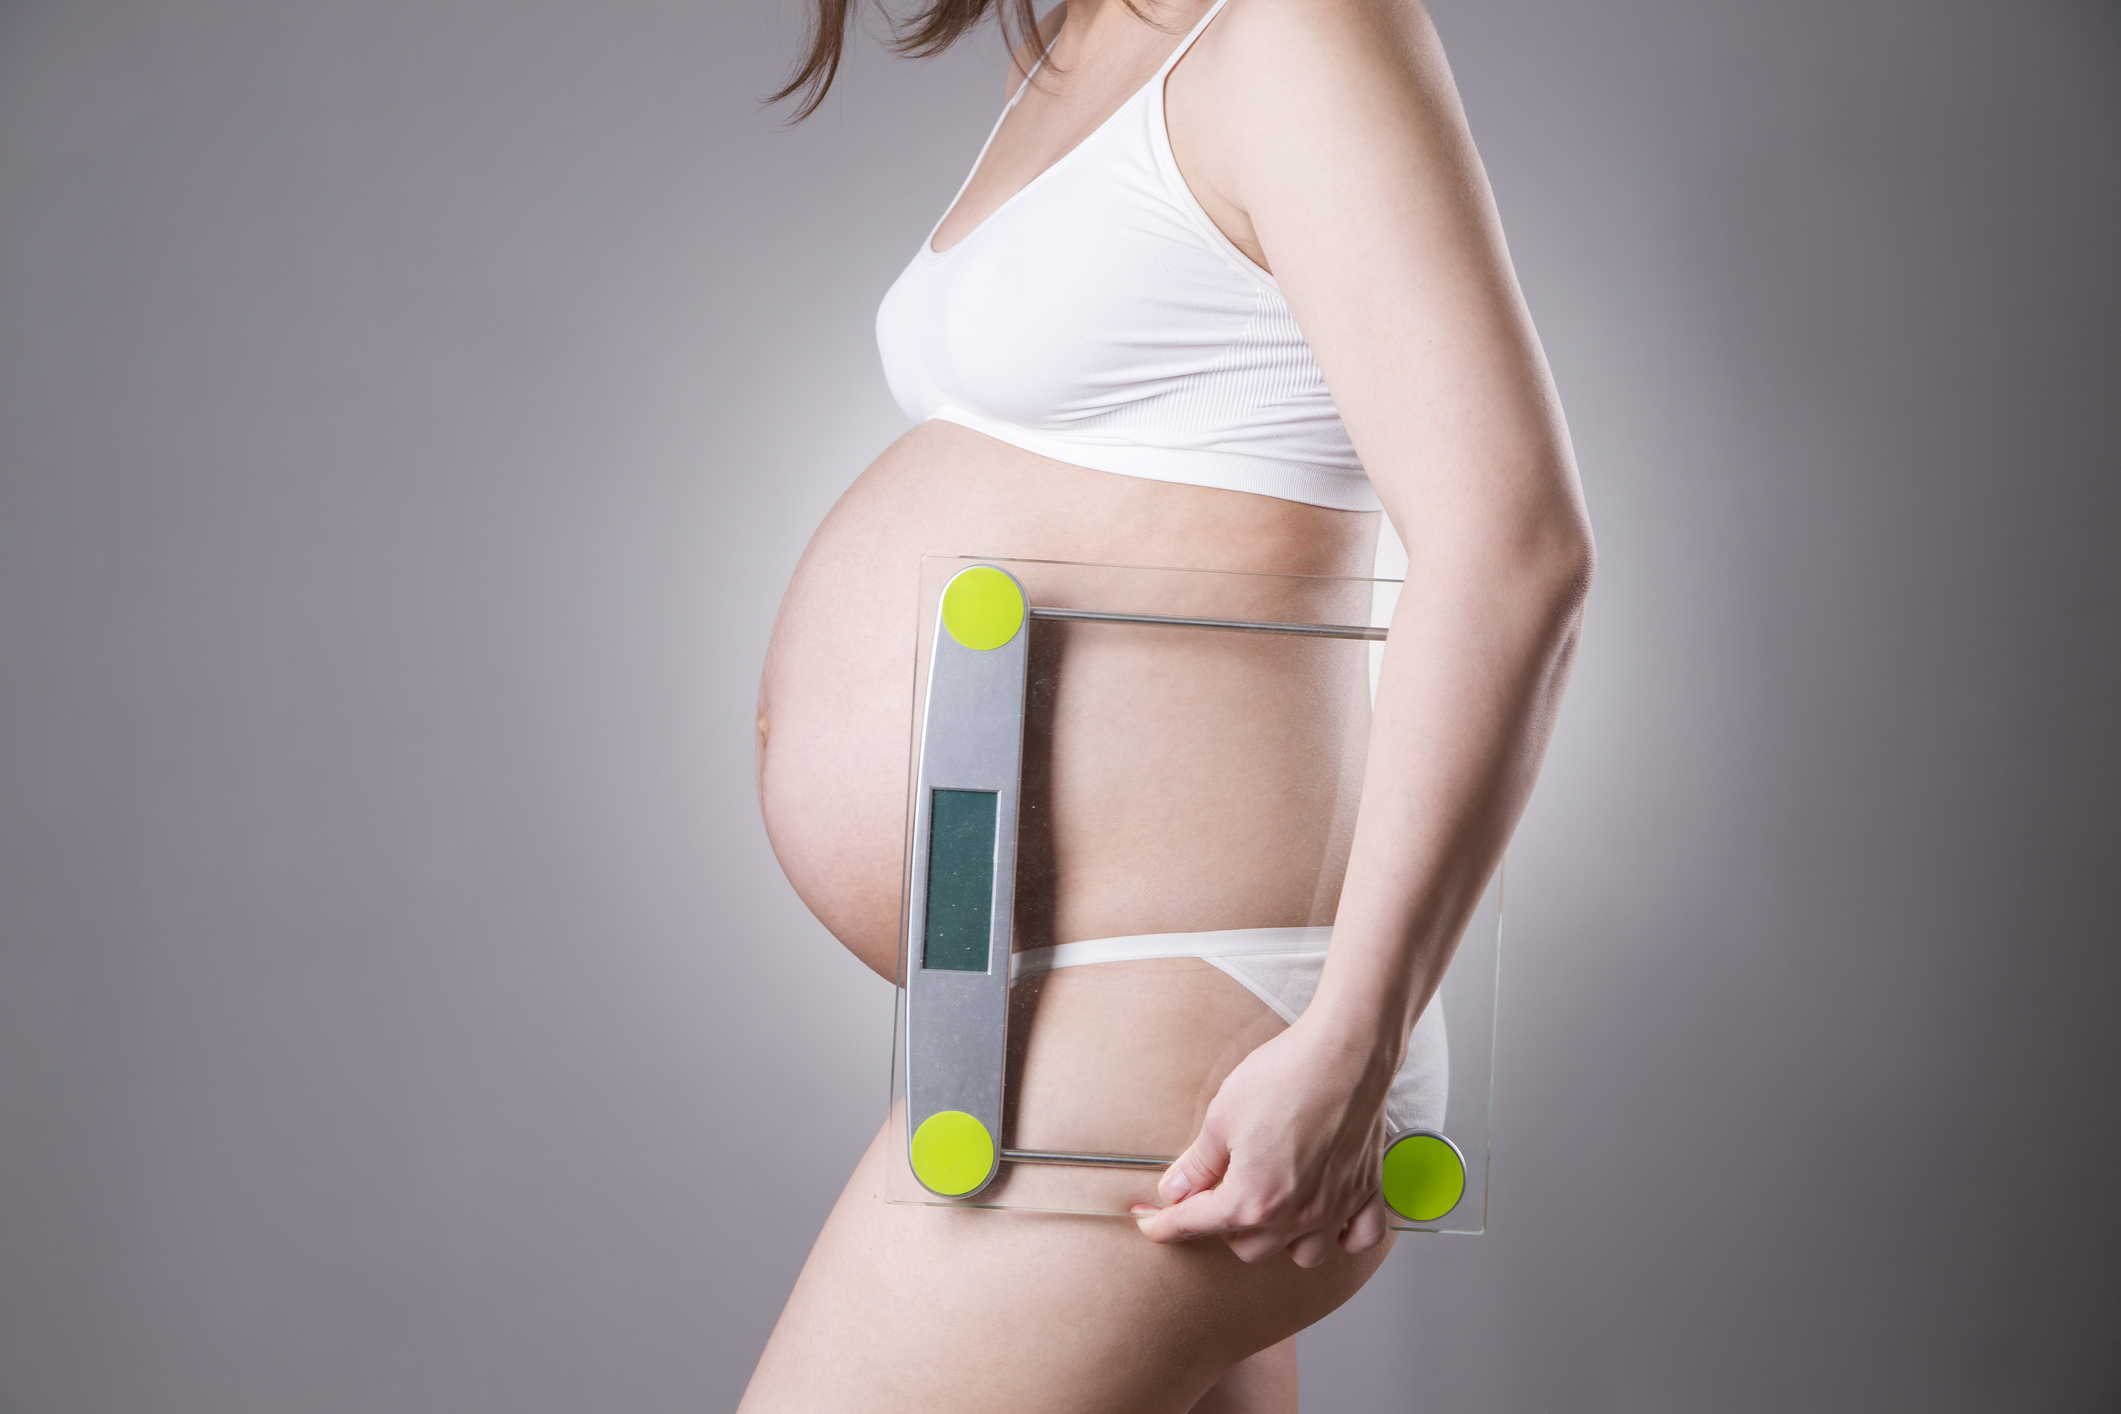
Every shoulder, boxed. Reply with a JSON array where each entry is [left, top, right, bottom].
[[1175, 0, 1474, 212], [1209, 0, 1439, 63], [1191, 0, 1453, 124]]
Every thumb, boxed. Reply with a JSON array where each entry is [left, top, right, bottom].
[[1158, 1124, 1231, 1203]]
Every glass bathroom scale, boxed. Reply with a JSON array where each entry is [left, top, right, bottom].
[[884, 555, 1502, 1236]]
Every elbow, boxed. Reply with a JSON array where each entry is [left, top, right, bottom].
[[1524, 514, 1595, 664], [1478, 496, 1594, 632], [1381, 449, 1596, 628], [1537, 512, 1596, 624]]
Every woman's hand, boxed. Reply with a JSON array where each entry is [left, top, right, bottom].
[[1130, 1012, 1397, 1266]]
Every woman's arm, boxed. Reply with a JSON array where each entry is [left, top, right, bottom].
[[1133, 0, 1593, 1265]]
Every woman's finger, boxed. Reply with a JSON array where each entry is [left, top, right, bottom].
[[1340, 1193, 1387, 1254], [1285, 1228, 1336, 1269], [1220, 1219, 1290, 1264], [1157, 1124, 1232, 1204], [1130, 1184, 1244, 1245]]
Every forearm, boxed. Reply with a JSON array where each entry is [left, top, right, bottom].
[[1307, 512, 1592, 1066]]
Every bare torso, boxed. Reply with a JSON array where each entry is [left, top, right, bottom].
[[758, 420, 1380, 978]]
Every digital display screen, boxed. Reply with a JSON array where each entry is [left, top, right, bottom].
[[923, 789, 997, 972]]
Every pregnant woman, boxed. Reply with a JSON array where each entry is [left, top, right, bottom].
[[746, 0, 1591, 1408]]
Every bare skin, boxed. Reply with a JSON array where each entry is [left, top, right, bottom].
[[747, 0, 1592, 1408]]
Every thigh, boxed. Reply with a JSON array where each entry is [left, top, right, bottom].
[[1190, 1340, 1297, 1414], [738, 965, 1392, 1414], [738, 1124, 1388, 1414]]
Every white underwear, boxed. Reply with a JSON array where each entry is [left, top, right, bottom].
[[1009, 927, 1448, 1135]]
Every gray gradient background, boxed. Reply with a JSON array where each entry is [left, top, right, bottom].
[[2, 0, 2117, 1409]]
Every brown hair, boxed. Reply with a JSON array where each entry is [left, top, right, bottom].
[[771, 0, 1046, 122]]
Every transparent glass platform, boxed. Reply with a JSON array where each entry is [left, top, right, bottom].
[[885, 555, 1501, 1235]]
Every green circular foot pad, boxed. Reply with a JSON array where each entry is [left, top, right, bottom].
[[910, 1109, 996, 1196], [940, 566, 1025, 651], [1381, 1130, 1466, 1223]]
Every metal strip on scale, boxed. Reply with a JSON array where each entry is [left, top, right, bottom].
[[903, 565, 1028, 1198]]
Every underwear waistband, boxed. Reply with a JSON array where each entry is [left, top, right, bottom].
[[1008, 927, 1331, 984]]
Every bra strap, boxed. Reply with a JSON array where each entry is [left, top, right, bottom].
[[1154, 0, 1237, 81]]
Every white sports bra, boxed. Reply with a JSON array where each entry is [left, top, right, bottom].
[[874, 0, 1379, 512]]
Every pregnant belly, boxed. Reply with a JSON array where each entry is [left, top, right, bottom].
[[757, 420, 1380, 979]]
